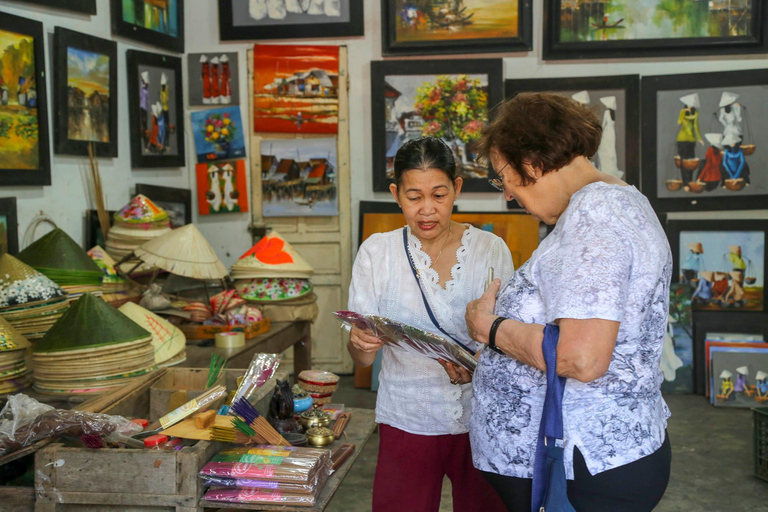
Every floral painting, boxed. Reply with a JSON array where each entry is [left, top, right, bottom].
[[195, 159, 249, 215], [190, 106, 245, 163]]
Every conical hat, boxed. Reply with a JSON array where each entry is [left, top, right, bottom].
[[134, 224, 228, 280], [722, 132, 741, 147], [114, 195, 169, 224], [0, 254, 67, 308], [600, 96, 617, 110], [571, 90, 590, 105], [757, 371, 768, 381], [0, 316, 30, 352], [720, 369, 733, 379], [87, 246, 127, 284], [687, 242, 703, 253], [232, 231, 313, 279], [118, 302, 185, 364], [737, 366, 748, 375], [705, 133, 722, 148], [680, 93, 700, 109], [17, 229, 102, 282], [719, 91, 739, 108], [34, 293, 151, 353]]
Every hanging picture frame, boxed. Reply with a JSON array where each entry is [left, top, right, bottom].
[[642, 69, 768, 212], [0, 198, 19, 256], [187, 52, 240, 107], [0, 11, 51, 185], [127, 50, 185, 168], [218, 0, 364, 41], [84, 209, 116, 249], [667, 219, 767, 316], [504, 74, 640, 208], [14, 0, 96, 14], [381, 0, 532, 56], [544, 1, 768, 60], [53, 27, 118, 158], [111, 0, 185, 53], [371, 59, 503, 193], [134, 184, 192, 228]]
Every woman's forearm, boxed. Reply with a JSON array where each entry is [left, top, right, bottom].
[[493, 319, 546, 372]]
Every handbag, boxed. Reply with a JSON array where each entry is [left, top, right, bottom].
[[402, 227, 474, 355], [530, 324, 577, 512]]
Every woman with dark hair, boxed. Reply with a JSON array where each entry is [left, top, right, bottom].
[[347, 136, 511, 512], [442, 93, 672, 511]]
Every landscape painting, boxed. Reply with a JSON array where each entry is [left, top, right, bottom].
[[121, 0, 180, 37], [67, 48, 110, 143], [190, 106, 245, 163], [661, 284, 694, 394], [195, 160, 249, 215], [252, 44, 339, 134], [261, 138, 338, 217]]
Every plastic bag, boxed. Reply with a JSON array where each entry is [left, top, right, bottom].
[[0, 394, 142, 456], [230, 353, 281, 406]]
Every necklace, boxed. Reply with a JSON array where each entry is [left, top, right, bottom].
[[431, 222, 453, 266]]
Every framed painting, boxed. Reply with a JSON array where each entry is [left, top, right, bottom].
[[111, 0, 185, 53], [134, 184, 191, 227], [13, 0, 96, 14], [84, 209, 116, 249], [544, 0, 768, 60], [53, 27, 118, 158], [0, 198, 19, 256], [218, 0, 364, 41], [190, 106, 246, 163], [642, 69, 768, 212], [188, 52, 239, 107], [0, 12, 50, 186], [667, 219, 766, 315], [195, 160, 249, 215], [371, 59, 503, 193], [253, 44, 339, 134], [261, 137, 338, 217], [710, 345, 768, 407], [381, 0, 532, 56], [127, 50, 185, 168], [661, 283, 695, 394]]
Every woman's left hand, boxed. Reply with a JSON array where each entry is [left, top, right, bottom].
[[466, 279, 501, 344], [438, 359, 472, 385]]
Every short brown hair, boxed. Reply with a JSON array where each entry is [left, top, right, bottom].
[[478, 92, 602, 185]]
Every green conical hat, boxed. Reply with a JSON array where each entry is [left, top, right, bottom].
[[34, 293, 151, 353], [17, 229, 103, 286]]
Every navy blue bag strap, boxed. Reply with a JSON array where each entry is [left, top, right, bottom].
[[402, 227, 474, 355]]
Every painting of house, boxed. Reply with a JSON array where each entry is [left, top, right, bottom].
[[261, 154, 277, 177], [274, 158, 301, 182]]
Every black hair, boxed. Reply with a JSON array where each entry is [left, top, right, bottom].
[[392, 136, 457, 188]]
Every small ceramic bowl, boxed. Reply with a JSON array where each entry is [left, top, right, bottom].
[[306, 427, 335, 447], [293, 393, 314, 413], [299, 409, 332, 430]]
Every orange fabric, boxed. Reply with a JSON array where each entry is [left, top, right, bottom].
[[240, 237, 294, 265]]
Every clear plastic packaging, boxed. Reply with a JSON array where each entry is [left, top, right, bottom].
[[200, 445, 332, 484], [230, 353, 281, 406], [203, 488, 317, 506], [158, 385, 226, 430], [201, 475, 319, 495]]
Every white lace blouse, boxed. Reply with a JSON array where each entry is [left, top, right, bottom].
[[349, 225, 514, 436]]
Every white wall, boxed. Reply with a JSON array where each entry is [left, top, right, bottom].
[[1, 0, 765, 267]]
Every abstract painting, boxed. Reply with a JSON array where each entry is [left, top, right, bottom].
[[218, 0, 364, 40], [53, 27, 117, 157], [371, 59, 503, 192], [382, 0, 532, 55], [0, 198, 18, 256], [545, 0, 767, 59], [190, 106, 246, 163], [660, 284, 694, 394], [188, 53, 239, 107], [253, 44, 339, 134], [112, 0, 185, 53], [261, 138, 338, 217], [134, 184, 191, 227], [127, 50, 185, 168], [195, 160, 249, 215], [642, 69, 768, 212], [15, 0, 96, 14], [668, 219, 766, 313], [0, 13, 50, 185]]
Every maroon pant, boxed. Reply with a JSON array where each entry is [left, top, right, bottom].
[[373, 424, 506, 512]]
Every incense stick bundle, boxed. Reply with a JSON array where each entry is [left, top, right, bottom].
[[151, 385, 227, 431], [230, 398, 289, 446], [332, 412, 351, 440], [209, 425, 255, 445], [87, 143, 110, 242]]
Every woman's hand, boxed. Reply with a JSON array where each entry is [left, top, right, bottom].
[[349, 326, 384, 353], [466, 279, 502, 344], [438, 359, 472, 385]]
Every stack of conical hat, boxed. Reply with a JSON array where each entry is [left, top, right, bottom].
[[231, 231, 314, 302], [134, 224, 228, 280], [31, 293, 156, 396], [88, 245, 129, 294], [106, 195, 171, 262], [118, 302, 186, 367], [17, 228, 103, 301], [0, 316, 33, 394], [0, 254, 70, 339]]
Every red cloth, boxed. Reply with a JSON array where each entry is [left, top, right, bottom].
[[202, 62, 211, 100], [211, 63, 220, 99], [373, 424, 506, 512], [221, 63, 232, 98], [699, 146, 722, 184], [148, 116, 161, 150]]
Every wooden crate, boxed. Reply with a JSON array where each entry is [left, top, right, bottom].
[[34, 368, 281, 512]]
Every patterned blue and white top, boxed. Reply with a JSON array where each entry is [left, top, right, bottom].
[[470, 182, 672, 479]]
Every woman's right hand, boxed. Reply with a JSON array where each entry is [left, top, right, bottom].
[[349, 326, 384, 354]]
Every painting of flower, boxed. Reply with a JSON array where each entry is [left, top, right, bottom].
[[190, 106, 245, 163]]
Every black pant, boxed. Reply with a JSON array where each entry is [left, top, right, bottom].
[[482, 432, 671, 512]]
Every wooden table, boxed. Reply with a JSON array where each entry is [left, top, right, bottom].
[[181, 321, 312, 377], [202, 407, 377, 512]]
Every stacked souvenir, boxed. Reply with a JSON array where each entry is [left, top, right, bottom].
[[31, 293, 156, 396], [231, 231, 314, 303], [0, 316, 33, 393], [87, 245, 131, 301], [134, 223, 228, 280], [16, 228, 103, 301], [118, 302, 187, 367], [106, 195, 171, 264], [163, 289, 263, 334], [200, 445, 333, 507], [0, 254, 70, 340], [297, 370, 341, 406]]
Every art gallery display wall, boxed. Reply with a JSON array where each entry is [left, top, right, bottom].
[[0, 0, 766, 269]]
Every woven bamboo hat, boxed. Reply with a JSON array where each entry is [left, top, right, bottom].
[[0, 254, 67, 308], [17, 229, 103, 286], [118, 302, 186, 365], [114, 195, 169, 224], [0, 316, 30, 352], [134, 224, 228, 280], [231, 230, 313, 279]]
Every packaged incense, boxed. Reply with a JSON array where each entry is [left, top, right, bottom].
[[203, 488, 317, 506], [200, 461, 329, 484], [202, 475, 320, 495]]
